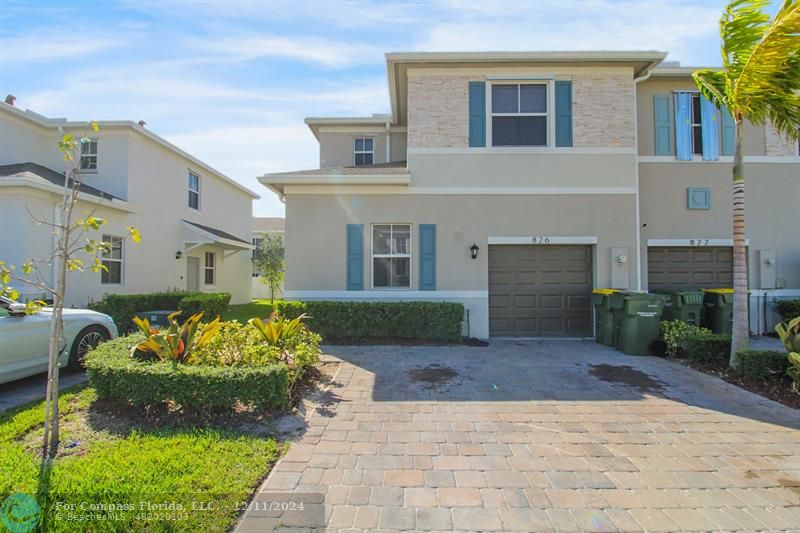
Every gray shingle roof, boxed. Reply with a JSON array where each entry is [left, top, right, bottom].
[[181, 219, 250, 245], [0, 162, 119, 200]]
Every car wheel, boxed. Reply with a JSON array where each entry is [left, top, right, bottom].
[[68, 326, 109, 370]]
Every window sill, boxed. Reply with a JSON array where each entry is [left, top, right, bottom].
[[370, 287, 412, 291]]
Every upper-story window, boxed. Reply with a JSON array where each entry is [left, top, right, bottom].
[[491, 83, 548, 147], [188, 171, 200, 210], [691, 93, 703, 155], [353, 138, 374, 166], [80, 139, 98, 171]]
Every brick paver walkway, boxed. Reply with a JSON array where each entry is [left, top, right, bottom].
[[238, 340, 800, 532]]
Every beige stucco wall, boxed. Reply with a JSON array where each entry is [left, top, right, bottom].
[[639, 161, 800, 289], [285, 192, 638, 338], [636, 77, 766, 157], [407, 152, 636, 188], [406, 66, 636, 149]]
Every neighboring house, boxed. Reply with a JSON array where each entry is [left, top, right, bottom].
[[251, 217, 285, 299], [0, 101, 258, 308], [259, 51, 800, 339]]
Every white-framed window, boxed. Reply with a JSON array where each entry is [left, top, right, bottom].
[[252, 237, 263, 261], [690, 93, 703, 155], [353, 138, 374, 166], [101, 235, 123, 284], [204, 252, 215, 285], [371, 224, 411, 289], [490, 82, 549, 147], [188, 171, 200, 210], [80, 138, 98, 171]]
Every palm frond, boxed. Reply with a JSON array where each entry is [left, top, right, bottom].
[[720, 0, 772, 75], [692, 69, 731, 111], [733, 0, 800, 109]]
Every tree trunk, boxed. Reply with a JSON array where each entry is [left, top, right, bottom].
[[730, 119, 749, 367]]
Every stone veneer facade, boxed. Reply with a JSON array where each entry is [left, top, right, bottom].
[[765, 122, 797, 156], [406, 71, 635, 149]]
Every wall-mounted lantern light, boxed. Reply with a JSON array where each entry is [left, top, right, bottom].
[[470, 243, 480, 260], [175, 250, 183, 260]]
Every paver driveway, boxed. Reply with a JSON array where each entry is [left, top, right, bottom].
[[238, 340, 800, 532]]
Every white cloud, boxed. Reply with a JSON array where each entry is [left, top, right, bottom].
[[0, 34, 130, 64], [190, 35, 380, 68]]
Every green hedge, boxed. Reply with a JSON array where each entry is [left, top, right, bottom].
[[85, 335, 289, 411], [736, 350, 790, 380], [775, 299, 800, 321], [90, 291, 231, 332], [684, 334, 731, 365], [275, 301, 465, 342]]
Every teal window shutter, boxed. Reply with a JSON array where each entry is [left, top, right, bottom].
[[700, 96, 720, 161], [721, 107, 735, 156], [468, 82, 486, 147], [346, 224, 363, 290], [419, 224, 436, 291], [555, 81, 573, 147], [653, 94, 672, 155], [673, 92, 693, 160]]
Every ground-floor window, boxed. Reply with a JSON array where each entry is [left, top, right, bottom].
[[372, 224, 411, 289], [204, 252, 215, 285], [101, 235, 123, 284]]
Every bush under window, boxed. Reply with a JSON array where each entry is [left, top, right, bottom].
[[275, 301, 464, 342]]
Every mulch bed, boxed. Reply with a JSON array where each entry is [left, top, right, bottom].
[[673, 357, 800, 410]]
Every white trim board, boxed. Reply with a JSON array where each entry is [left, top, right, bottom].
[[408, 147, 637, 155], [284, 290, 488, 299], [282, 186, 637, 195], [639, 156, 800, 164], [489, 236, 598, 245], [647, 239, 750, 246]]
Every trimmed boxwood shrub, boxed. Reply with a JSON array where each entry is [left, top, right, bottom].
[[177, 293, 231, 319], [90, 291, 231, 332], [775, 299, 800, 321], [684, 334, 731, 365], [275, 301, 464, 342], [85, 334, 289, 411], [736, 350, 790, 380]]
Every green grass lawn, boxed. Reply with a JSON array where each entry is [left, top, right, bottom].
[[0, 387, 282, 532], [222, 299, 277, 323]]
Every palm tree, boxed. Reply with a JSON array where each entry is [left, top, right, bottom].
[[692, 0, 800, 367]]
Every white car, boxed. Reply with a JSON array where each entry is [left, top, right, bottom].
[[0, 296, 118, 384]]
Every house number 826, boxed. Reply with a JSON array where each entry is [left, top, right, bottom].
[[532, 236, 551, 244]]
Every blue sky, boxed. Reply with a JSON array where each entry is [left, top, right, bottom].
[[1, 0, 738, 217]]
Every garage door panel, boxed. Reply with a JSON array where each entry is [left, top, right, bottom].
[[648, 246, 734, 291], [489, 245, 592, 337]]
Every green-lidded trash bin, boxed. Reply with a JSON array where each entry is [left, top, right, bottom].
[[611, 293, 665, 356], [658, 290, 704, 326], [702, 288, 734, 335], [592, 289, 618, 346], [133, 310, 176, 328]]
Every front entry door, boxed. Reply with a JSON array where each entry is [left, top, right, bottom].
[[186, 257, 199, 291]]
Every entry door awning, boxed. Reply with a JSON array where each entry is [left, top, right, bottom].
[[181, 219, 254, 253]]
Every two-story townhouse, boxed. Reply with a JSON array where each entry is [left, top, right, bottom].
[[0, 100, 259, 308], [259, 51, 800, 339]]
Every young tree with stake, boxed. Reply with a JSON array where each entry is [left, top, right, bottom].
[[0, 123, 140, 459]]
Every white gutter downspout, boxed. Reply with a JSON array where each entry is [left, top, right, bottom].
[[385, 122, 391, 163], [633, 63, 658, 292]]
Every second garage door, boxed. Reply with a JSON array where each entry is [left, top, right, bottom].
[[489, 245, 593, 337], [647, 246, 733, 291]]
